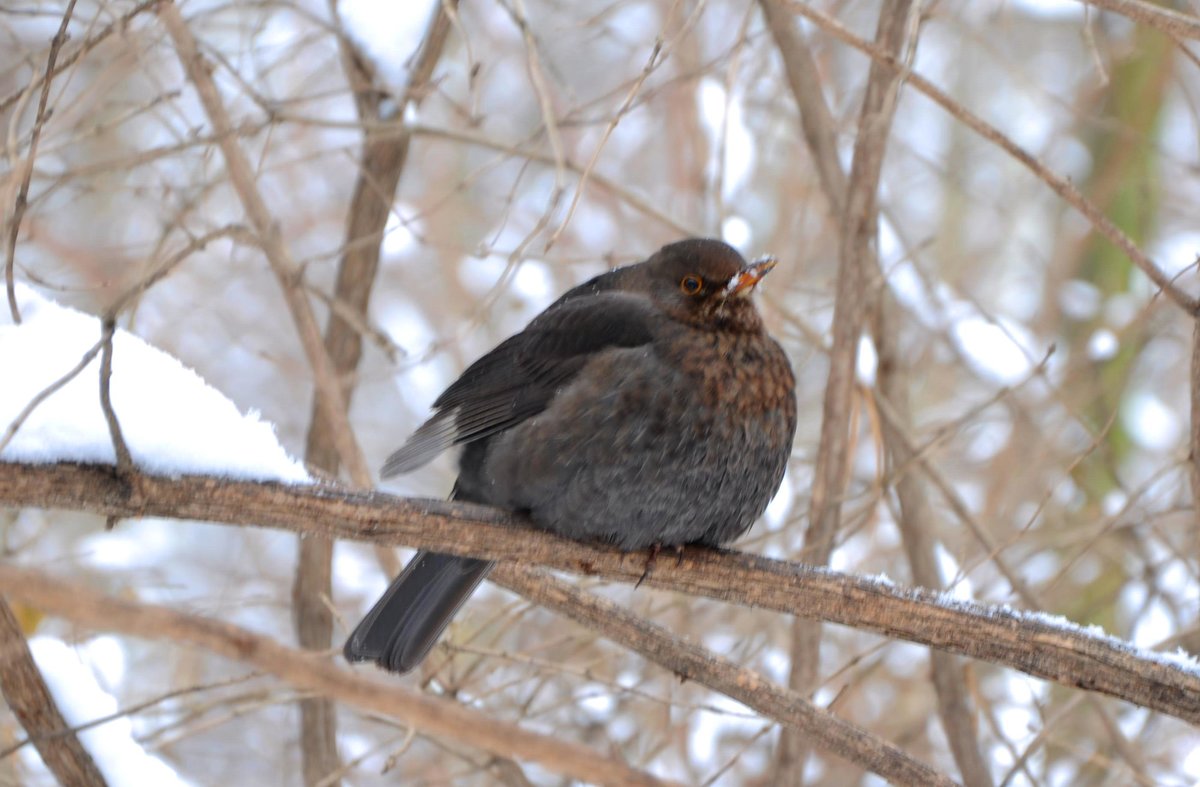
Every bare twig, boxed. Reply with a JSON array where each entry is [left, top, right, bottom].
[[290, 1, 456, 781], [872, 393, 1038, 607], [0, 339, 103, 457], [873, 304, 995, 787], [0, 671, 263, 760], [156, 9, 374, 774], [0, 564, 674, 787], [0, 1, 162, 117], [98, 317, 132, 474], [546, 38, 665, 249], [259, 116, 698, 236], [5, 0, 79, 324], [757, 8, 997, 776], [1, 462, 1196, 725], [110, 226, 253, 316], [503, 0, 567, 247]]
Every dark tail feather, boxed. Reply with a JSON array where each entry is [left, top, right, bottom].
[[343, 551, 494, 673]]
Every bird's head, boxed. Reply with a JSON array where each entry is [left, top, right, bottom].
[[640, 238, 777, 332]]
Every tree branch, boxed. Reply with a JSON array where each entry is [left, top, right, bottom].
[[0, 461, 1196, 726], [156, 2, 373, 482], [4, 0, 78, 324], [758, 6, 995, 781], [0, 597, 107, 786], [760, 2, 995, 781]]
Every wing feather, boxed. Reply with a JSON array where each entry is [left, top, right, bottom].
[[381, 291, 657, 477]]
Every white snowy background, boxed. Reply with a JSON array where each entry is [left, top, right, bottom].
[[1, 0, 1199, 784]]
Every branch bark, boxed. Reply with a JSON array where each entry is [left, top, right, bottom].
[[1, 461, 1196, 726]]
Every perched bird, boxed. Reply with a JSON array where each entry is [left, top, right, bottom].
[[344, 238, 797, 674]]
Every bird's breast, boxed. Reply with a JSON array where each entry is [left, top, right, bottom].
[[672, 329, 796, 416]]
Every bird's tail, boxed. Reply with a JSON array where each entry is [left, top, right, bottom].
[[343, 480, 497, 674], [343, 549, 494, 673]]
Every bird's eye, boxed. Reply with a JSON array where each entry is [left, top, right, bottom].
[[680, 275, 703, 295]]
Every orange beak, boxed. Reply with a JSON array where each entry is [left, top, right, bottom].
[[724, 255, 778, 298]]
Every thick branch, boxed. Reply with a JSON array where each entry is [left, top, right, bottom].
[[0, 598, 107, 787], [0, 462, 1196, 725], [0, 565, 671, 787]]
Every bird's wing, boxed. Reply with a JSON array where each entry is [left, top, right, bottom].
[[381, 292, 657, 477]]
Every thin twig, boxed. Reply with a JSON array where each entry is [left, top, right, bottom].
[[5, 0, 79, 324], [263, 112, 699, 236], [1072, 0, 1200, 42], [872, 393, 1038, 606], [777, 0, 920, 779], [0, 1, 163, 117], [98, 317, 132, 474], [545, 38, 666, 250], [0, 339, 103, 457], [110, 225, 253, 316], [0, 671, 263, 760], [292, 0, 457, 781], [873, 301, 996, 787], [503, 0, 567, 248]]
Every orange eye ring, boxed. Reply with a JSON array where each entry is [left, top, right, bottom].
[[680, 275, 703, 295]]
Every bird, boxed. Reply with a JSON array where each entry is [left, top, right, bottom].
[[344, 238, 797, 674]]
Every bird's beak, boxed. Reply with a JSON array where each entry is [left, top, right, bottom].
[[724, 255, 778, 298]]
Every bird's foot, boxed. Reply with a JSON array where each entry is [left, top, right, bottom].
[[636, 544, 661, 589], [635, 544, 685, 588]]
